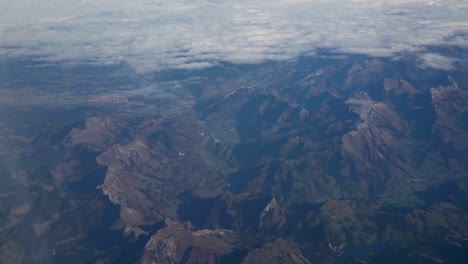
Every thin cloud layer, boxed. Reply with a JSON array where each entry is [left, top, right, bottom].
[[0, 0, 467, 72], [420, 53, 458, 70]]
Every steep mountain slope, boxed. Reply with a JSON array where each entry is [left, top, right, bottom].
[[0, 51, 467, 263]]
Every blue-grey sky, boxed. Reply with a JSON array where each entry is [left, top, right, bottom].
[[1, 0, 467, 71]]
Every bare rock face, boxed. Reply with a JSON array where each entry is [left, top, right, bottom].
[[345, 59, 384, 89], [430, 80, 468, 149], [259, 197, 287, 232], [141, 219, 241, 264], [241, 239, 311, 264], [318, 200, 378, 246], [384, 78, 419, 95], [395, 202, 468, 241], [95, 117, 228, 235], [97, 140, 160, 234], [66, 115, 118, 152], [338, 90, 416, 197], [343, 90, 404, 162]]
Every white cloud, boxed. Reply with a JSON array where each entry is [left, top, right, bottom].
[[419, 53, 458, 70], [0, 0, 467, 72]]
